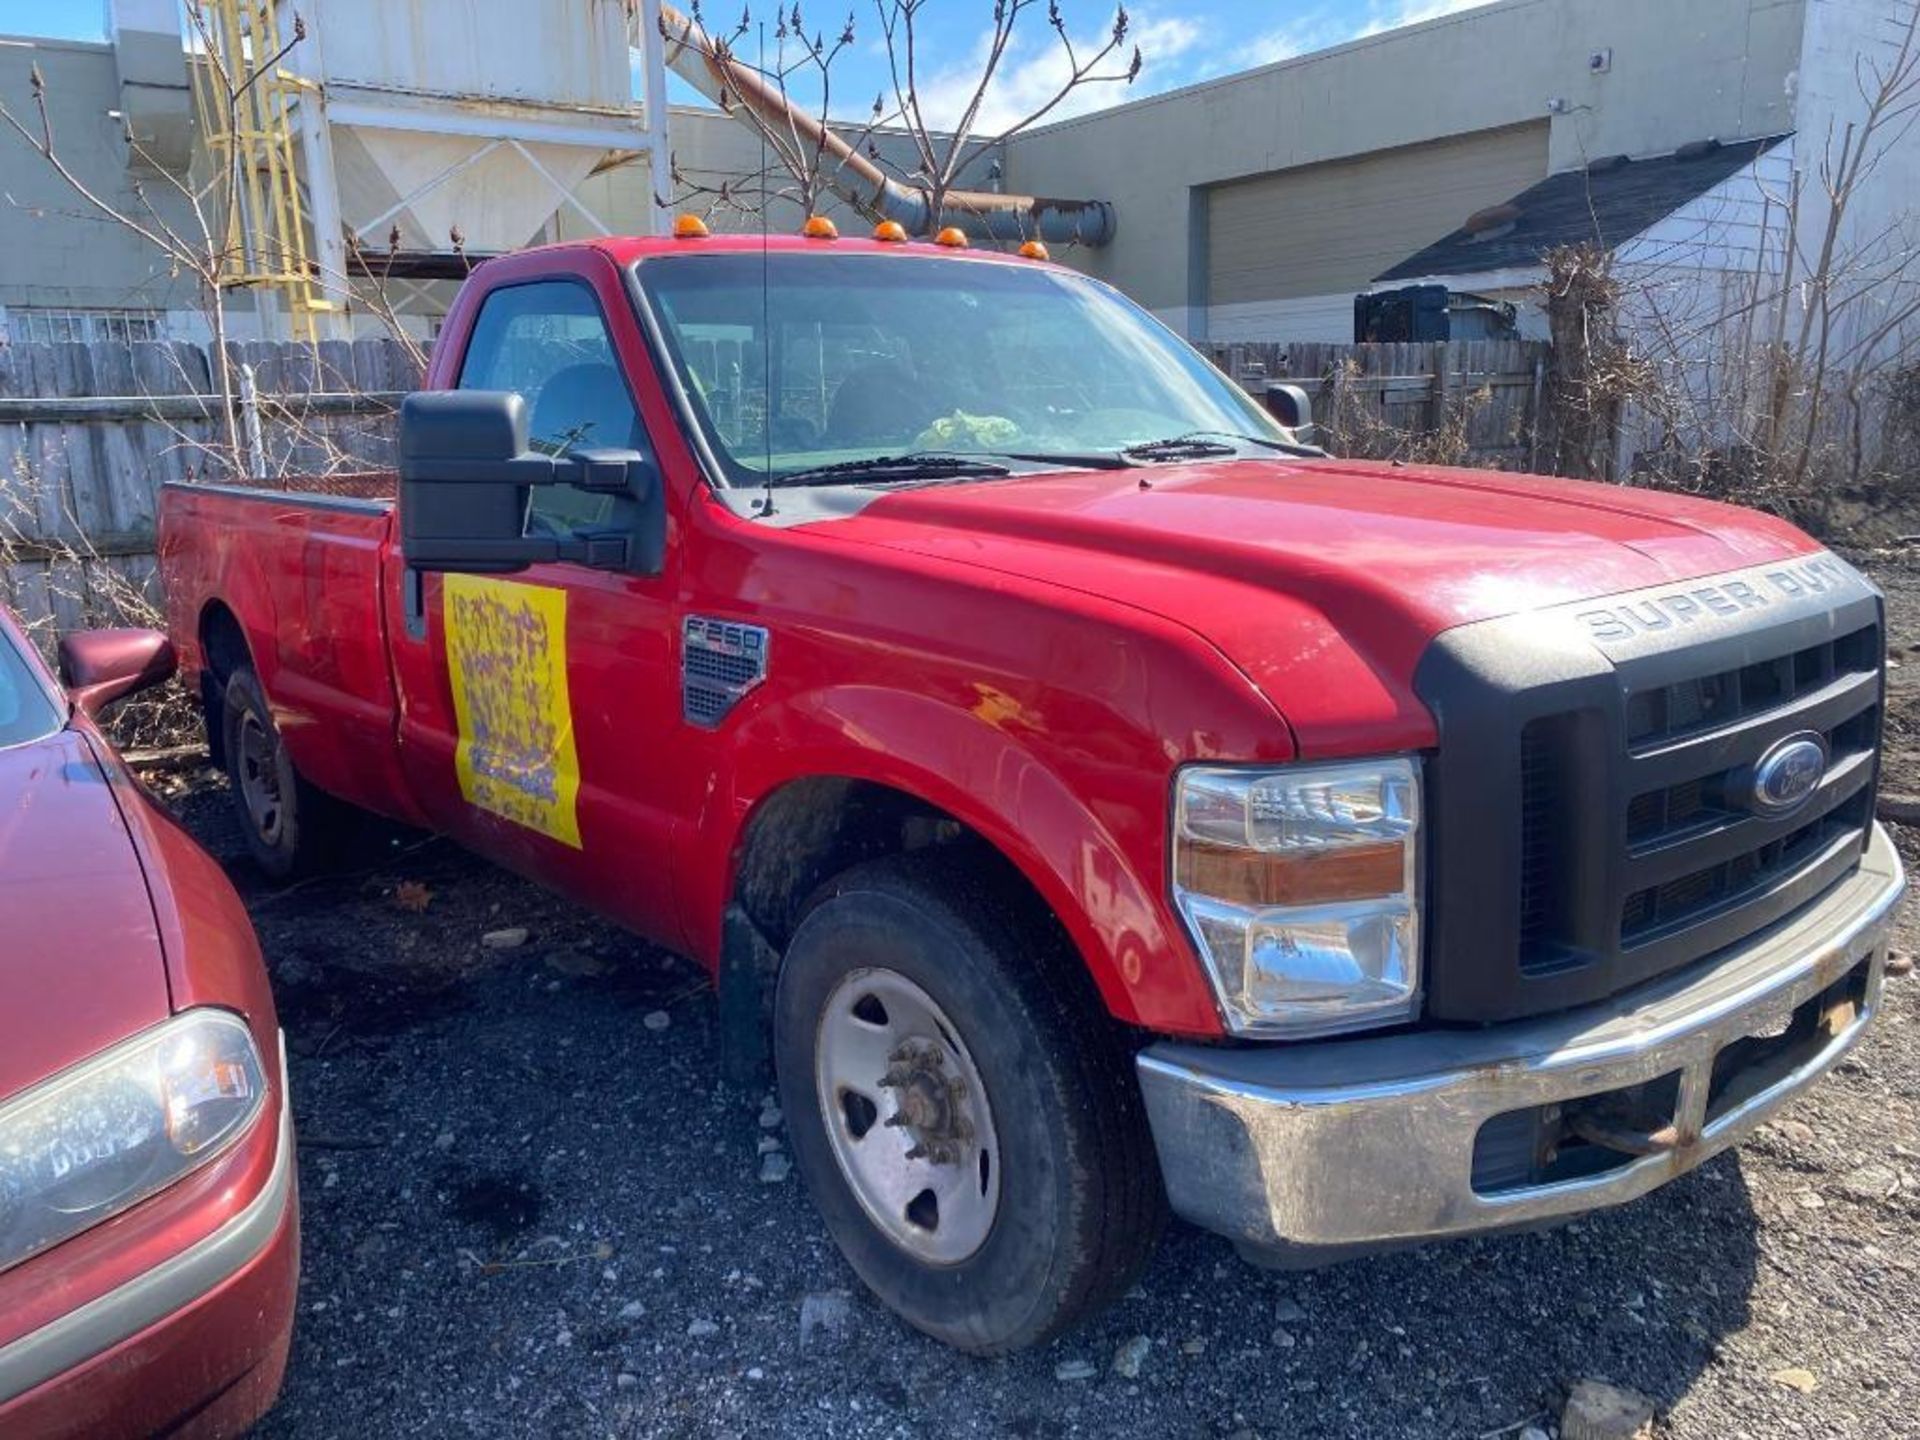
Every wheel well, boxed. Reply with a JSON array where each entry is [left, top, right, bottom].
[[197, 601, 251, 769], [717, 776, 1075, 1086], [733, 777, 972, 949]]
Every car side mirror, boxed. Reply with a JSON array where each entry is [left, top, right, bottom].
[[58, 628, 176, 719], [399, 391, 665, 577], [1264, 383, 1313, 432]]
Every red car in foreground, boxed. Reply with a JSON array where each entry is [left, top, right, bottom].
[[0, 609, 296, 1439]]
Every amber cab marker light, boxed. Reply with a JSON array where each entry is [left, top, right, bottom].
[[803, 214, 839, 239], [672, 213, 711, 239], [1019, 240, 1050, 261], [872, 219, 909, 243], [934, 226, 968, 248]]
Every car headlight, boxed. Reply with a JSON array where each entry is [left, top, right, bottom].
[[1172, 758, 1422, 1037], [0, 1009, 267, 1274]]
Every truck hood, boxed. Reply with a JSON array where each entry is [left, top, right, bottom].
[[836, 457, 1821, 754], [0, 730, 170, 1104]]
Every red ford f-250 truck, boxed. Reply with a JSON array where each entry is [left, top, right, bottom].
[[160, 228, 1906, 1354]]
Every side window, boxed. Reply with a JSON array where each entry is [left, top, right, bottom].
[[457, 280, 644, 538]]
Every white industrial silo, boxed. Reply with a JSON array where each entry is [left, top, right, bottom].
[[179, 0, 669, 338]]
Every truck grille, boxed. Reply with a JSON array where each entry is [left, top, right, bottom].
[[1417, 555, 1884, 1023]]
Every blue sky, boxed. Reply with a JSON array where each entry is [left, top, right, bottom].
[[0, 0, 1492, 128]]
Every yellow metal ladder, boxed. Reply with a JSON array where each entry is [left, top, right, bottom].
[[189, 0, 339, 341]]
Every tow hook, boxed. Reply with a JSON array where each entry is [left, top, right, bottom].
[[1564, 1093, 1681, 1157]]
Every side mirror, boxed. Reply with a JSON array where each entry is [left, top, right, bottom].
[[1264, 383, 1313, 432], [398, 391, 664, 576], [58, 628, 176, 720]]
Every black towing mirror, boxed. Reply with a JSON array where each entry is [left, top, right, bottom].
[[1263, 383, 1314, 433], [398, 390, 665, 576]]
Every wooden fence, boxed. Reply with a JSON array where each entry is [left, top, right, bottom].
[[3, 333, 1554, 637], [1204, 339, 1551, 467], [0, 337, 420, 637]]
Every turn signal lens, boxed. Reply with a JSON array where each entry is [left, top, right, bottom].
[[934, 226, 968, 248], [1172, 760, 1423, 1037], [1018, 240, 1050, 260], [802, 214, 839, 239], [672, 213, 711, 239], [873, 220, 909, 243]]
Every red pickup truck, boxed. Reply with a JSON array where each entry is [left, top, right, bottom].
[[160, 230, 1905, 1354]]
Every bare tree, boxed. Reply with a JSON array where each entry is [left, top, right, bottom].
[[0, 11, 423, 745], [664, 2, 881, 222], [0, 9, 307, 468], [0, 8, 435, 465], [1562, 6, 1920, 536], [872, 0, 1139, 230], [660, 0, 1139, 236]]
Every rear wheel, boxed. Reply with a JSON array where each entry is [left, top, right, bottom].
[[221, 666, 350, 879], [773, 855, 1166, 1354]]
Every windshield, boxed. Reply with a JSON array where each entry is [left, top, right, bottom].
[[635, 253, 1293, 487], [0, 622, 62, 748]]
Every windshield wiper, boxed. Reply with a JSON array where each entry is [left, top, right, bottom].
[[990, 449, 1135, 470], [1123, 436, 1238, 461], [1124, 430, 1326, 462], [774, 453, 1015, 487]]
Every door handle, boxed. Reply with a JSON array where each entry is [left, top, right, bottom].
[[402, 566, 427, 642]]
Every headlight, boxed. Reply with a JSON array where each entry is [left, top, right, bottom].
[[0, 1010, 267, 1274], [1172, 758, 1422, 1037]]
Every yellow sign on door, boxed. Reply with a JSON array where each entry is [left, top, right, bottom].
[[442, 574, 583, 848]]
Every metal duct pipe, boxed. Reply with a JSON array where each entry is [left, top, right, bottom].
[[657, 2, 1115, 247]]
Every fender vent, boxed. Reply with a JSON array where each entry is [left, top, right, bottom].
[[683, 616, 769, 728]]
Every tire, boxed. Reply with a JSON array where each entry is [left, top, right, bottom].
[[773, 854, 1166, 1354], [220, 666, 351, 879]]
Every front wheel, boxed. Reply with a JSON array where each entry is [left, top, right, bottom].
[[773, 856, 1166, 1354]]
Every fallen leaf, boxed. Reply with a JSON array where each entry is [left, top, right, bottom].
[[1770, 1367, 1819, 1394], [393, 880, 433, 912]]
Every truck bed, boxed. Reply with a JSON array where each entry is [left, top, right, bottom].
[[158, 475, 420, 823]]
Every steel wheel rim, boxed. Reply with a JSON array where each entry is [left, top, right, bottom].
[[236, 711, 285, 845], [814, 967, 1001, 1265]]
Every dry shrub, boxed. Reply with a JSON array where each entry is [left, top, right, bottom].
[[1321, 361, 1509, 468], [0, 457, 200, 752], [1537, 245, 1655, 482]]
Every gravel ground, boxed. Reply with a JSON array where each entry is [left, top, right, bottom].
[[147, 554, 1919, 1440]]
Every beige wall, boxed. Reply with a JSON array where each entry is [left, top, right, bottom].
[[1003, 0, 1807, 332]]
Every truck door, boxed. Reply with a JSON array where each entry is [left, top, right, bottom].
[[383, 258, 688, 952]]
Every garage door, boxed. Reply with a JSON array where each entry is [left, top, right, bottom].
[[1206, 121, 1549, 307]]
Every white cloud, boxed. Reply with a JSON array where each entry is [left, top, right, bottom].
[[1361, 0, 1500, 37], [876, 0, 1499, 141], [1251, 0, 1497, 68], [914, 8, 1208, 137]]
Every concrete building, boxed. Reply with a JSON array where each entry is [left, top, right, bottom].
[[1005, 0, 1915, 352], [0, 34, 202, 343], [0, 12, 959, 345], [0, 0, 1912, 360]]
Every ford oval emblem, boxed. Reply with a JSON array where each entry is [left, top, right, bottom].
[[1751, 732, 1829, 815]]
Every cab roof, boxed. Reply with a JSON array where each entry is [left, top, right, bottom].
[[526, 232, 1061, 268]]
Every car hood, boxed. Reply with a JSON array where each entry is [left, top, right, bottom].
[[835, 457, 1823, 753], [0, 729, 169, 1104]]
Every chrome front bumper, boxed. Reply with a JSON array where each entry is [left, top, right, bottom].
[[1138, 823, 1907, 1266]]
